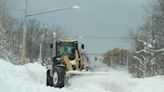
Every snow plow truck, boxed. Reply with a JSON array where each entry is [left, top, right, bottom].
[[46, 38, 86, 88]]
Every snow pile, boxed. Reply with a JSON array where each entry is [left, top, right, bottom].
[[0, 59, 47, 92], [0, 59, 164, 92]]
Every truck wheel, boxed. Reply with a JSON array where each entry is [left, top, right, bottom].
[[46, 70, 53, 86], [53, 66, 66, 88]]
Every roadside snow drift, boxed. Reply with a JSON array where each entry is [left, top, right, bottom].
[[0, 59, 164, 92]]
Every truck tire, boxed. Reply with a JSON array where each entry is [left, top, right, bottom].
[[46, 70, 53, 86], [52, 66, 66, 88]]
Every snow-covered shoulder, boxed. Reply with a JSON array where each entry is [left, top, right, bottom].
[[0, 59, 164, 92]]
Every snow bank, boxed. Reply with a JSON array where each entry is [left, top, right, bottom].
[[0, 59, 47, 92], [0, 59, 164, 92]]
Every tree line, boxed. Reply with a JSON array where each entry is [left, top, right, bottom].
[[103, 48, 129, 69], [0, 0, 66, 64], [103, 0, 164, 78]]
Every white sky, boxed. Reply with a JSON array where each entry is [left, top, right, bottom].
[[12, 0, 148, 54]]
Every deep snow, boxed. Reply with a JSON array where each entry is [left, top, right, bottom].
[[0, 59, 164, 92]]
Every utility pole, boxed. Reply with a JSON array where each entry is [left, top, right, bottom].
[[21, 0, 28, 64], [127, 53, 129, 71], [52, 24, 56, 57], [111, 49, 113, 68], [42, 26, 48, 65]]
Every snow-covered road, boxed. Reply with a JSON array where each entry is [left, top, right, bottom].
[[0, 59, 164, 92]]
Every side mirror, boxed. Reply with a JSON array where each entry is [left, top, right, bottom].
[[50, 43, 53, 49], [81, 44, 84, 49]]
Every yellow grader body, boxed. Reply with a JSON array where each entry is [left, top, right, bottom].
[[46, 38, 85, 88]]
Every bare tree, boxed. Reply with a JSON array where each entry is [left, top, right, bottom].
[[0, 0, 22, 64], [129, 0, 164, 77], [0, 0, 67, 65]]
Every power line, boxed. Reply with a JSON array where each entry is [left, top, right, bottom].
[[26, 7, 74, 17], [80, 36, 131, 39], [82, 36, 131, 39]]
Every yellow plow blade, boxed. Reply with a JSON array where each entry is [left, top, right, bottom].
[[67, 71, 110, 75]]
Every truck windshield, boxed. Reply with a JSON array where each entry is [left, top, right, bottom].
[[56, 42, 75, 59]]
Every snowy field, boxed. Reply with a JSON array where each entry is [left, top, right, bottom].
[[0, 59, 164, 92]]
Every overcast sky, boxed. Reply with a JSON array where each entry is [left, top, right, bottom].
[[13, 0, 148, 54]]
